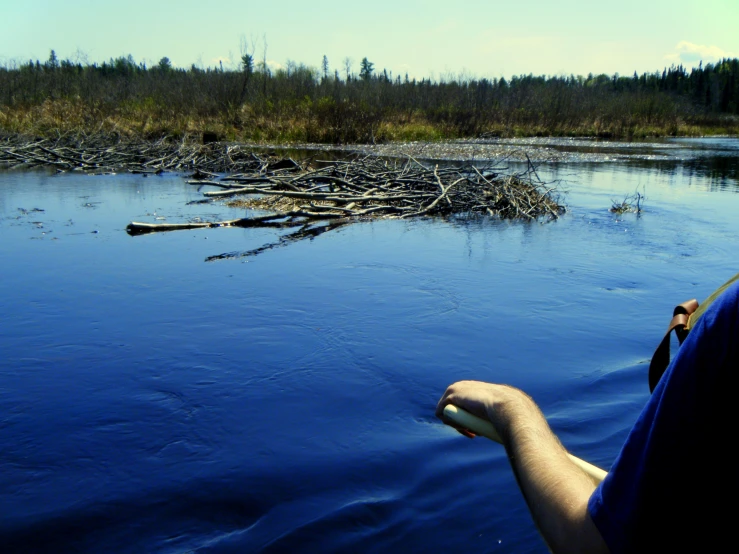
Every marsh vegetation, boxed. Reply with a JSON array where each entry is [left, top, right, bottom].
[[1, 51, 738, 143]]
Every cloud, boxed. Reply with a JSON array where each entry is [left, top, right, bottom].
[[266, 60, 284, 71], [665, 41, 735, 65]]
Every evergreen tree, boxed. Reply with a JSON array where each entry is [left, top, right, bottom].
[[46, 50, 59, 70], [322, 55, 329, 80], [241, 54, 254, 75], [359, 58, 374, 81], [158, 57, 172, 72]]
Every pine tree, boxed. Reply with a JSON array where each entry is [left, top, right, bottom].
[[158, 57, 172, 72], [359, 58, 374, 81], [322, 55, 329, 80], [46, 50, 59, 70]]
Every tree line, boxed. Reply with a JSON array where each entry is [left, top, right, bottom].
[[1, 51, 737, 142]]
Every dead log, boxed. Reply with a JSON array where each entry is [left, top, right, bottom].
[[126, 213, 291, 236]]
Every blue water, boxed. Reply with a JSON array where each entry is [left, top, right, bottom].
[[1, 139, 738, 552]]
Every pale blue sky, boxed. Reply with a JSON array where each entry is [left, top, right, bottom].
[[1, 0, 737, 79]]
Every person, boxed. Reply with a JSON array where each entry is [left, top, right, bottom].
[[436, 281, 738, 553]]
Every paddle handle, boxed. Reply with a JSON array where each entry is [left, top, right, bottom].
[[443, 404, 607, 484]]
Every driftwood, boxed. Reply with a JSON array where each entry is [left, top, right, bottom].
[[0, 132, 564, 260], [125, 213, 290, 235], [194, 155, 564, 221], [135, 155, 564, 259], [0, 132, 297, 174]]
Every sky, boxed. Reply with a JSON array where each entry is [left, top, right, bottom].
[[1, 0, 737, 80]]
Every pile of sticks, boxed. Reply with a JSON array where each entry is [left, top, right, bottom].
[[126, 155, 563, 258], [0, 132, 282, 174], [0, 133, 564, 259], [194, 156, 562, 220]]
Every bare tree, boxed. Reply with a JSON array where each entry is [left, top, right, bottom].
[[72, 47, 89, 66], [262, 34, 268, 97], [239, 35, 256, 60], [239, 35, 256, 103], [343, 57, 353, 82], [286, 59, 296, 78]]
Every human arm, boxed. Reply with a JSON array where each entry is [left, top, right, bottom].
[[436, 381, 609, 554]]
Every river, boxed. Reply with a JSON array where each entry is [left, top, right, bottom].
[[1, 137, 738, 552]]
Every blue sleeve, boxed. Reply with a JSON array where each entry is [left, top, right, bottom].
[[587, 282, 739, 553]]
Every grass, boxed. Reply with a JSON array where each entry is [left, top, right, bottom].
[[1, 99, 737, 144]]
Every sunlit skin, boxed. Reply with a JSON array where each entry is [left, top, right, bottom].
[[437, 381, 610, 554]]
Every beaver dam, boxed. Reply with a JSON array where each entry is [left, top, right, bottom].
[[0, 133, 564, 258]]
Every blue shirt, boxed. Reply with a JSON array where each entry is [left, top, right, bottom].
[[588, 282, 738, 553]]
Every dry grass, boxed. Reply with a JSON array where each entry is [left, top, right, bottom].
[[1, 99, 737, 144]]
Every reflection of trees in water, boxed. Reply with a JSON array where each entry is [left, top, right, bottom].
[[627, 157, 739, 191], [681, 157, 739, 190], [544, 156, 738, 192]]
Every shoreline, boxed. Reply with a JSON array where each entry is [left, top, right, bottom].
[[1, 119, 736, 145]]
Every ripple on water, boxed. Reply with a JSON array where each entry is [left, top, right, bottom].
[[1, 138, 738, 553]]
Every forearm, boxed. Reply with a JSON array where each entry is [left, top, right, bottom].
[[437, 381, 608, 554], [498, 400, 605, 553]]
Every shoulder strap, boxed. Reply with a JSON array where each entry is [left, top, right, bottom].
[[648, 272, 739, 392], [649, 299, 698, 392]]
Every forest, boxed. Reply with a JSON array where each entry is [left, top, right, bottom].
[[1, 51, 738, 143]]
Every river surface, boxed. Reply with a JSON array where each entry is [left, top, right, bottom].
[[1, 138, 738, 553]]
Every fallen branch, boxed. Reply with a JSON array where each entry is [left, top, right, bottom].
[[125, 213, 291, 236]]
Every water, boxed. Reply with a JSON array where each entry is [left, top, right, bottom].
[[1, 139, 738, 552]]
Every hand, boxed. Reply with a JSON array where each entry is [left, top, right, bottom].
[[435, 380, 535, 440]]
